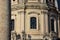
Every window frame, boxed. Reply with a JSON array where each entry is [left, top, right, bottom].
[[28, 12, 40, 31], [50, 17, 57, 32]]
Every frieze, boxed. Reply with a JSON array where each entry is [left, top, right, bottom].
[[28, 12, 40, 15], [11, 4, 25, 11], [26, 5, 40, 9], [11, 4, 48, 11], [41, 10, 48, 14]]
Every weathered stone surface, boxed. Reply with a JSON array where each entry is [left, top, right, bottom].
[[0, 0, 9, 40]]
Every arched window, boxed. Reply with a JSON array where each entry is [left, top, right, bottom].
[[46, 0, 51, 3], [46, 0, 48, 3], [13, 0, 15, 1], [51, 19, 54, 32], [46, 0, 54, 3], [45, 38, 48, 40], [11, 19, 14, 31], [30, 17, 37, 29]]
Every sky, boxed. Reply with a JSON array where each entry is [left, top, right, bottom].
[[57, 0, 60, 10]]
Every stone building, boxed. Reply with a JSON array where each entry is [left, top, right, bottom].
[[0, 0, 11, 40], [11, 0, 60, 40]]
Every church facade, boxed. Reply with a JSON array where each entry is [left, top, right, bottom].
[[11, 0, 60, 40]]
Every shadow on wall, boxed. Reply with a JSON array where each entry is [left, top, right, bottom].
[[28, 34, 31, 40], [57, 38, 60, 40]]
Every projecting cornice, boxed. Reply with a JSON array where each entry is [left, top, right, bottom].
[[11, 3, 48, 11]]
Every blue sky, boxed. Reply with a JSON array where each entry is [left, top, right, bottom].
[[57, 0, 60, 10]]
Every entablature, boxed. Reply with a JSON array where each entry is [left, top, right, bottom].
[[11, 3, 48, 11], [11, 4, 24, 11], [26, 3, 48, 9]]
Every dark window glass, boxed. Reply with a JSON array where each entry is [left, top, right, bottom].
[[46, 0, 51, 3], [11, 19, 14, 31], [16, 34, 20, 39], [49, 0, 51, 1], [51, 19, 54, 32], [46, 0, 48, 3], [13, 0, 15, 1], [45, 39, 48, 40], [30, 17, 36, 29], [46, 0, 49, 5], [48, 15, 50, 33]]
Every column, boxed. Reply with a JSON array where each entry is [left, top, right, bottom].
[[54, 16, 58, 33], [54, 19, 56, 32], [20, 11, 25, 40], [44, 13, 48, 33], [41, 0, 44, 3], [59, 17, 60, 38], [0, 0, 10, 40], [40, 11, 45, 34], [56, 16, 58, 33], [43, 0, 46, 3]]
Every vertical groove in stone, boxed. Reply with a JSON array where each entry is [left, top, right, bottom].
[[0, 0, 9, 40]]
